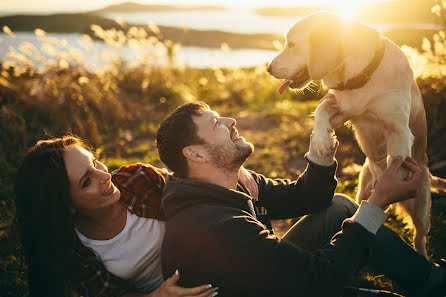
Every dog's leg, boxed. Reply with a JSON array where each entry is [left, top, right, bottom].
[[356, 158, 375, 203], [385, 125, 414, 180], [311, 100, 338, 157], [398, 168, 430, 258]]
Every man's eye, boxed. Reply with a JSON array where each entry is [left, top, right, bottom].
[[93, 158, 98, 167]]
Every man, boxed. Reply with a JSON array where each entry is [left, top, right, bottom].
[[156, 101, 445, 297]]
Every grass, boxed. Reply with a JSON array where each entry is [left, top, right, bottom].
[[0, 25, 445, 296]]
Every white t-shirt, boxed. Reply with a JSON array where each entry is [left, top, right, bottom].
[[75, 210, 165, 293]]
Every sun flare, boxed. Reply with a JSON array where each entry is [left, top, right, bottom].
[[339, 0, 368, 19]]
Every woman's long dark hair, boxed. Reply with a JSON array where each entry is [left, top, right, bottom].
[[14, 136, 86, 297]]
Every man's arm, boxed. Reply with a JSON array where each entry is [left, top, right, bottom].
[[248, 133, 339, 219], [208, 214, 372, 297], [250, 159, 337, 219], [245, 93, 344, 219], [206, 157, 421, 297]]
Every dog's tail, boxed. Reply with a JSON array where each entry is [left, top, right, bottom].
[[429, 169, 446, 196]]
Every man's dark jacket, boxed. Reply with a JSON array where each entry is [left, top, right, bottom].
[[161, 161, 375, 297]]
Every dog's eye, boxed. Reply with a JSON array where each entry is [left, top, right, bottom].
[[287, 42, 295, 48]]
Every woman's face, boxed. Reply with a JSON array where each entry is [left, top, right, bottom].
[[64, 145, 120, 212]]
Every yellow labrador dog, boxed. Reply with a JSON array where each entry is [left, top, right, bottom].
[[267, 11, 446, 257]]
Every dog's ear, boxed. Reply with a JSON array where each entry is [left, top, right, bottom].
[[308, 29, 341, 80]]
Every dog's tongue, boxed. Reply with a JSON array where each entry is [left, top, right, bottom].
[[279, 79, 291, 95]]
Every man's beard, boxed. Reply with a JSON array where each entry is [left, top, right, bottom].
[[204, 139, 254, 172]]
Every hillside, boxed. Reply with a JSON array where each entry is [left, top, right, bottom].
[[92, 1, 226, 13]]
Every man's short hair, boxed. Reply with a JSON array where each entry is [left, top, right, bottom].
[[156, 102, 209, 177]]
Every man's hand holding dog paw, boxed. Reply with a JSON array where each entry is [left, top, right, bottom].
[[305, 133, 338, 166], [319, 92, 350, 129]]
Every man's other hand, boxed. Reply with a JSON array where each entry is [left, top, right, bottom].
[[368, 156, 422, 210]]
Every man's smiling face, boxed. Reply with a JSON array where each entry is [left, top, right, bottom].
[[193, 109, 253, 171]]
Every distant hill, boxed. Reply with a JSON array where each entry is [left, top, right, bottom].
[[93, 1, 227, 14], [0, 12, 439, 51], [0, 13, 122, 34], [256, 0, 439, 24]]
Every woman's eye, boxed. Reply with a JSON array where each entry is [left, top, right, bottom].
[[82, 177, 91, 188], [287, 42, 295, 48]]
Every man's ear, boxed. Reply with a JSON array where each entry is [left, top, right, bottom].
[[308, 29, 341, 80], [182, 145, 207, 163]]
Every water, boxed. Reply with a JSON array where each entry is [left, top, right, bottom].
[[104, 8, 442, 35], [0, 32, 278, 69], [105, 7, 299, 35]]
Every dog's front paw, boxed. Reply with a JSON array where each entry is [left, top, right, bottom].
[[311, 131, 336, 158]]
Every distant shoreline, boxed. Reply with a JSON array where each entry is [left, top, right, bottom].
[[0, 13, 440, 51]]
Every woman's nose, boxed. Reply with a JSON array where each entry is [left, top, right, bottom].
[[99, 170, 111, 183], [95, 162, 110, 181], [96, 161, 108, 173]]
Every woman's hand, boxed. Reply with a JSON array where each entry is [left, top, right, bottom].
[[152, 270, 218, 297], [238, 166, 259, 200], [319, 92, 349, 129]]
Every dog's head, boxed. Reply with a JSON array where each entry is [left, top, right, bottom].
[[268, 11, 376, 93]]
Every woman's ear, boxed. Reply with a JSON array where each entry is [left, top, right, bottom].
[[182, 146, 207, 163]]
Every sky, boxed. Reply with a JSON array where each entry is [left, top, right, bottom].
[[0, 0, 388, 14]]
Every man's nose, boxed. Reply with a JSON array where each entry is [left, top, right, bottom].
[[223, 117, 236, 127]]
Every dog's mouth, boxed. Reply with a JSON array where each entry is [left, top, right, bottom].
[[278, 67, 310, 94]]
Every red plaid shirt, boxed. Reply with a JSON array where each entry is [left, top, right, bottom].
[[72, 163, 168, 297]]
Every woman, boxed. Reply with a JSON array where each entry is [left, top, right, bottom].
[[15, 136, 257, 297]]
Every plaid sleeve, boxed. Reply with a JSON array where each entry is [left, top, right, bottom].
[[72, 236, 131, 297], [111, 163, 168, 220]]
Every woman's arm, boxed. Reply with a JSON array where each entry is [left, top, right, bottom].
[[123, 271, 218, 297], [74, 236, 217, 297]]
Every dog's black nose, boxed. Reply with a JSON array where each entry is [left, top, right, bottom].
[[266, 63, 272, 73]]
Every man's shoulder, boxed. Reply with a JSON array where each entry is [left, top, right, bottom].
[[167, 203, 252, 226], [165, 203, 269, 244]]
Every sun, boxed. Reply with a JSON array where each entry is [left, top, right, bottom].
[[339, 0, 365, 19]]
